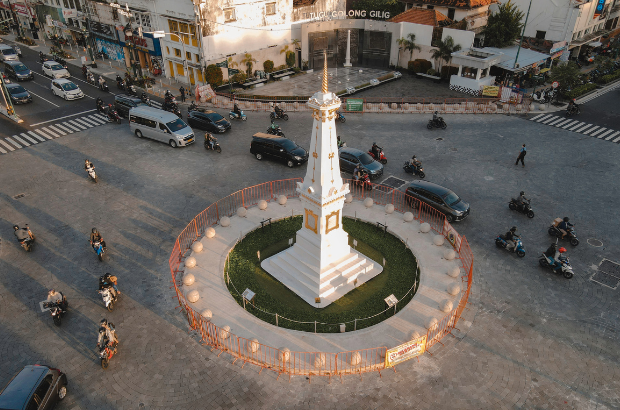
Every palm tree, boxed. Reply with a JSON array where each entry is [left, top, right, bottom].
[[291, 39, 301, 50], [431, 36, 461, 77], [226, 56, 238, 69], [397, 33, 421, 63], [241, 53, 257, 77]]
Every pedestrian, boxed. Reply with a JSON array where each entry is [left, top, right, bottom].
[[515, 144, 526, 167], [179, 86, 186, 102]]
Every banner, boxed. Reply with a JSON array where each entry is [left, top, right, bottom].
[[346, 98, 364, 112], [593, 0, 606, 19], [385, 335, 427, 368], [482, 85, 500, 97]]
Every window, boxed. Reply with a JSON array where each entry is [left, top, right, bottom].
[[27, 375, 53, 410], [224, 7, 236, 22], [265, 2, 276, 15], [186, 51, 192, 60], [577, 31, 583, 38], [159, 123, 169, 132], [62, 0, 68, 8], [143, 118, 156, 128], [174, 48, 181, 57], [426, 5, 434, 9], [535, 30, 546, 39], [166, 46, 170, 55], [585, 28, 591, 35], [189, 24, 198, 46], [195, 53, 200, 62], [447, 8, 455, 20], [168, 20, 179, 42]]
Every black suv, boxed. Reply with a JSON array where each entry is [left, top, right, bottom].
[[405, 180, 470, 222], [114, 94, 149, 118], [187, 110, 231, 133], [250, 133, 308, 168], [4, 61, 33, 81], [0, 364, 67, 410]]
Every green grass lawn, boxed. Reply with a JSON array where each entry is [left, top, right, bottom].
[[226, 216, 419, 333]]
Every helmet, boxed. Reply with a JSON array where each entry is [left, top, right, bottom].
[[100, 318, 108, 326], [563, 217, 570, 222], [13, 225, 19, 230], [520, 191, 525, 196], [48, 289, 56, 295], [412, 155, 416, 159], [373, 142, 377, 146], [434, 111, 438, 114], [92, 228, 98, 233], [510, 226, 517, 232], [559, 247, 567, 253]]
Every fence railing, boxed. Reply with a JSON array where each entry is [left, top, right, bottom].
[[169, 179, 474, 379]]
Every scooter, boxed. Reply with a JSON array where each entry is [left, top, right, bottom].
[[86, 165, 98, 183], [508, 198, 534, 218], [93, 240, 105, 261], [140, 92, 151, 106], [355, 172, 372, 191], [539, 253, 574, 279], [336, 110, 346, 123], [99, 329, 117, 369], [403, 161, 425, 178], [548, 219, 579, 246], [116, 79, 125, 90], [99, 80, 109, 92], [43, 296, 67, 327], [204, 136, 222, 153], [368, 148, 387, 164], [107, 109, 122, 124], [229, 110, 247, 121], [87, 72, 96, 86], [270, 110, 288, 121], [17, 225, 35, 252], [565, 104, 580, 117], [164, 105, 182, 118], [188, 101, 198, 113], [495, 234, 526, 257], [427, 117, 447, 130], [266, 125, 285, 137], [98, 287, 118, 311], [126, 84, 138, 96]]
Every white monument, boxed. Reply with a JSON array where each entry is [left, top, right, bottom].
[[262, 54, 382, 308]]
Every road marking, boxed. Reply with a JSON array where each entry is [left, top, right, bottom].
[[568, 122, 585, 131], [561, 120, 579, 129], [574, 124, 593, 133], [73, 118, 94, 128], [20, 133, 38, 144], [78, 117, 99, 126], [530, 114, 545, 121], [541, 116, 558, 124], [41, 126, 61, 138], [62, 122, 82, 132], [32, 129, 54, 140], [11, 135, 30, 146], [613, 134, 620, 142], [45, 125, 66, 136], [27, 131, 48, 142], [535, 114, 552, 122], [581, 125, 600, 135], [606, 131, 620, 141], [29, 109, 97, 127], [87, 114, 107, 124], [54, 123, 74, 133], [25, 89, 60, 107], [590, 128, 607, 137], [554, 119, 573, 127], [598, 129, 614, 139], [0, 140, 16, 151], [0, 145, 6, 154], [94, 114, 108, 121], [5, 138, 22, 149], [68, 120, 88, 130], [547, 117, 565, 126]]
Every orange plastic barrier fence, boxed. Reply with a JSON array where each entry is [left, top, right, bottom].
[[169, 179, 474, 380]]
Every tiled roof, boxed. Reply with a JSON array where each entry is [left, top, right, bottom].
[[293, 0, 317, 7], [389, 8, 453, 26], [399, 0, 497, 9]]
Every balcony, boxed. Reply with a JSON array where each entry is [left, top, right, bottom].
[[570, 29, 612, 47]]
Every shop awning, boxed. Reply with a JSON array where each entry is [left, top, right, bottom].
[[588, 41, 603, 47], [482, 46, 551, 73], [539, 68, 550, 73]]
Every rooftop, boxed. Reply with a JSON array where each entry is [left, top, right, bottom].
[[398, 0, 497, 9], [389, 7, 453, 26], [481, 45, 551, 72]]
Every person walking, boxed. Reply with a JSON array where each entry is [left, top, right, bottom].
[[179, 86, 186, 103], [515, 144, 526, 167]]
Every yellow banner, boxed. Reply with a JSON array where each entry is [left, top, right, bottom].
[[482, 85, 500, 97], [385, 335, 427, 368]]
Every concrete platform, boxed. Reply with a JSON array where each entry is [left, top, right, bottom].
[[183, 198, 464, 353]]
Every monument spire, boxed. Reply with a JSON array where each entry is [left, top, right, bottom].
[[321, 51, 328, 94]]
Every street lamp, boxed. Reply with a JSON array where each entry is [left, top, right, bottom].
[[81, 27, 94, 62], [124, 23, 140, 77]]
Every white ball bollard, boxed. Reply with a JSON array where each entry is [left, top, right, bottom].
[[314, 353, 325, 368], [206, 227, 216, 238], [420, 222, 431, 233], [258, 200, 268, 210], [443, 249, 456, 260], [441, 300, 453, 313], [279, 347, 290, 362], [185, 256, 196, 269], [433, 235, 445, 246], [186, 289, 200, 303], [219, 325, 230, 340], [200, 309, 212, 321], [364, 198, 373, 208], [237, 207, 247, 217], [538, 103, 546, 111], [344, 194, 353, 203], [191, 241, 203, 253], [448, 283, 461, 296], [183, 273, 195, 286], [410, 330, 421, 340], [350, 351, 362, 365], [426, 317, 438, 329], [385, 204, 394, 214], [220, 216, 231, 227], [403, 212, 414, 222], [278, 195, 287, 205], [448, 266, 461, 278], [249, 338, 260, 353]]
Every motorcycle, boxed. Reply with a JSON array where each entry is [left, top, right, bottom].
[[335, 110, 346, 123], [539, 253, 574, 279], [266, 125, 285, 137], [96, 100, 105, 114], [427, 117, 447, 130], [355, 172, 372, 191], [86, 165, 98, 183], [98, 287, 118, 311], [548, 220, 579, 246], [188, 101, 198, 113], [43, 297, 67, 327], [140, 93, 151, 106], [92, 240, 105, 261], [39, 52, 50, 63], [495, 234, 526, 257], [107, 109, 122, 124], [508, 198, 534, 218], [126, 84, 138, 96], [229, 110, 247, 121], [99, 329, 117, 369], [12, 45, 21, 57], [204, 137, 222, 153], [17, 225, 35, 252], [368, 148, 387, 164], [270, 109, 289, 121], [87, 72, 96, 86], [116, 79, 125, 90], [565, 104, 580, 117], [163, 104, 182, 118], [403, 161, 425, 178], [98, 80, 109, 92]]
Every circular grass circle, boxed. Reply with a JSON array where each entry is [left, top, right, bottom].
[[225, 216, 419, 333]]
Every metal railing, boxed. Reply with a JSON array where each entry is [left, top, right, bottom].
[[169, 179, 474, 379]]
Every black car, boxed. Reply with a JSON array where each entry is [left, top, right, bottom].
[[187, 110, 231, 133], [250, 133, 308, 168], [6, 83, 32, 104], [0, 364, 67, 410], [114, 94, 149, 118], [405, 180, 470, 222], [338, 147, 384, 179], [4, 61, 33, 81]]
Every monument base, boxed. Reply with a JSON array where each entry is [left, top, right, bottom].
[[262, 247, 383, 308]]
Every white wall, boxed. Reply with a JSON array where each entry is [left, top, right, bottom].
[[202, 24, 292, 62], [443, 27, 474, 50]]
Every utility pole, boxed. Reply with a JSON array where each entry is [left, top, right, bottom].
[[514, 0, 533, 70]]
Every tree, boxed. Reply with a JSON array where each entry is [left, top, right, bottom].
[[241, 53, 257, 77], [350, 0, 404, 19], [482, 0, 525, 48], [430, 36, 461, 77], [280, 45, 296, 67], [205, 64, 223, 87], [226, 56, 238, 70], [549, 62, 581, 96], [397, 33, 421, 62]]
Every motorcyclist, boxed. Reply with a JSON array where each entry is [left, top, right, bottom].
[[371, 142, 381, 160], [568, 98, 579, 113], [188, 101, 197, 112], [269, 123, 281, 134], [409, 155, 421, 169], [115, 74, 122, 84], [552, 247, 568, 272], [205, 132, 217, 150], [13, 224, 31, 244], [353, 165, 362, 181], [39, 51, 44, 61], [165, 90, 173, 100], [233, 103, 241, 116], [274, 102, 284, 118], [106, 104, 117, 119], [98, 75, 106, 88], [501, 226, 518, 250], [85, 159, 95, 173], [516, 191, 529, 209], [432, 111, 442, 125], [97, 318, 118, 349], [46, 289, 68, 311], [337, 136, 345, 148], [90, 227, 107, 250], [99, 273, 119, 297], [558, 217, 573, 239], [96, 97, 104, 110], [87, 71, 95, 84], [82, 64, 88, 77]]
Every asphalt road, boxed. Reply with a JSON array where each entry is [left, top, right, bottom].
[[0, 105, 619, 409]]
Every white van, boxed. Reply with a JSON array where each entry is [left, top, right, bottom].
[[129, 106, 194, 148], [0, 45, 19, 62]]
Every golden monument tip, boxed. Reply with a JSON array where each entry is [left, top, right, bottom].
[[321, 51, 328, 94]]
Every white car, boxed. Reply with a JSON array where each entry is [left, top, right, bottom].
[[51, 79, 84, 100], [42, 61, 70, 79]]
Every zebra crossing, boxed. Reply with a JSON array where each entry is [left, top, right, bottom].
[[529, 113, 620, 143], [0, 113, 111, 155]]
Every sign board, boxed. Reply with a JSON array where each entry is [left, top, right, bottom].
[[62, 9, 78, 19], [346, 98, 364, 112], [12, 3, 33, 17], [385, 335, 427, 368], [216, 60, 228, 68], [81, 56, 87, 64], [552, 81, 559, 89], [228, 68, 240, 75], [481, 85, 500, 97], [593, 0, 606, 19]]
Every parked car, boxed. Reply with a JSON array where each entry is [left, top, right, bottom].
[[129, 106, 195, 148], [6, 83, 32, 104], [42, 61, 70, 79], [250, 133, 308, 168], [114, 94, 149, 118], [0, 364, 67, 410], [187, 110, 231, 133], [4, 61, 33, 81], [0, 44, 19, 62], [338, 147, 384, 179], [51, 79, 84, 100], [404, 180, 470, 222]]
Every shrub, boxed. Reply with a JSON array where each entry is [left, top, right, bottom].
[[263, 60, 274, 73], [205, 64, 223, 87], [231, 72, 247, 84], [564, 83, 597, 99], [408, 60, 421, 74], [275, 64, 287, 71], [426, 68, 437, 76], [285, 50, 296, 67], [598, 70, 620, 84], [415, 59, 432, 73], [377, 73, 395, 81]]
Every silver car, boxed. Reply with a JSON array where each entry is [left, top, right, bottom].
[[0, 45, 19, 62]]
